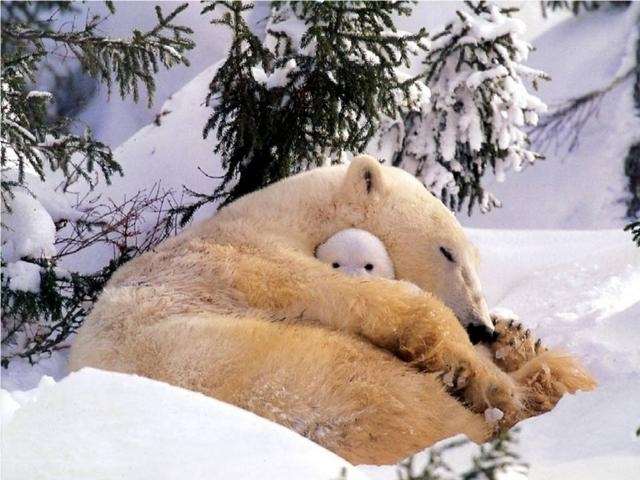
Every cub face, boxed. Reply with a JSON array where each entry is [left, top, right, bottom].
[[332, 155, 493, 335], [315, 228, 395, 279]]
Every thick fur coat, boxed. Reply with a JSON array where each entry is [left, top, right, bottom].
[[69, 156, 595, 464]]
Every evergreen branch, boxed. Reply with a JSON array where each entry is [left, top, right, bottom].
[[3, 3, 195, 106], [624, 220, 640, 247], [530, 68, 635, 154], [1, 185, 181, 366], [391, 1, 548, 214], [190, 0, 428, 218]]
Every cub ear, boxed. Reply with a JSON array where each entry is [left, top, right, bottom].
[[341, 154, 387, 201]]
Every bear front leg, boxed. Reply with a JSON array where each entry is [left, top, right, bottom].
[[228, 247, 523, 428]]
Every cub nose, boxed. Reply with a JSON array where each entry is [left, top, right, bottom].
[[466, 323, 498, 345]]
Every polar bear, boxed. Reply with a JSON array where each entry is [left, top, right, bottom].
[[69, 155, 594, 464]]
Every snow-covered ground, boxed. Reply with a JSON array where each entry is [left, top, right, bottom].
[[362, 228, 640, 480], [2, 3, 639, 479], [2, 369, 366, 480]]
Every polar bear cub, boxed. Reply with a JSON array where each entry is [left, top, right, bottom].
[[315, 228, 395, 279], [316, 228, 422, 295]]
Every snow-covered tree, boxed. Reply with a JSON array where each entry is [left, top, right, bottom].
[[387, 1, 548, 214], [175, 0, 428, 221], [1, 2, 194, 365], [625, 14, 640, 226], [626, 220, 640, 246]]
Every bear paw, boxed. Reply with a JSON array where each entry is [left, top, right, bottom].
[[511, 350, 597, 418], [489, 310, 545, 372], [440, 363, 524, 432]]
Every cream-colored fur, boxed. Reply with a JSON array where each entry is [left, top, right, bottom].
[[69, 156, 594, 464]]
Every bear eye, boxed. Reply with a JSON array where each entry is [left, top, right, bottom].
[[439, 247, 455, 263], [332, 262, 340, 268], [364, 263, 374, 271]]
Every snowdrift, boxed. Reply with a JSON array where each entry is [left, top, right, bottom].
[[1, 368, 367, 480]]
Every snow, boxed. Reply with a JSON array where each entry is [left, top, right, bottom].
[[264, 59, 298, 89], [3, 229, 637, 479], [465, 6, 527, 41], [0, 389, 20, 427], [1, 368, 367, 480], [4, 261, 41, 293], [25, 90, 52, 100], [383, 2, 549, 213], [484, 407, 504, 424], [1, 166, 81, 304], [1, 188, 57, 263], [59, 62, 226, 275], [360, 229, 640, 480]]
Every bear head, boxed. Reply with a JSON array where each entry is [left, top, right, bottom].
[[210, 154, 494, 338]]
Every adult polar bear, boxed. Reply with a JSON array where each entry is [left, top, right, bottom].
[[70, 156, 594, 464]]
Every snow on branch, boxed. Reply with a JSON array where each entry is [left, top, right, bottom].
[[2, 184, 182, 366], [388, 1, 548, 214], [192, 0, 429, 216]]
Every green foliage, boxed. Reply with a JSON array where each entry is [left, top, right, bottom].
[[1, 2, 193, 365], [624, 220, 640, 247], [626, 19, 640, 221], [397, 437, 468, 479], [1, 63, 118, 206], [1, 254, 127, 367], [2, 2, 194, 107], [1, 1, 196, 205], [174, 0, 427, 223], [540, 1, 630, 18], [625, 143, 640, 219], [397, 431, 528, 480], [461, 430, 527, 480]]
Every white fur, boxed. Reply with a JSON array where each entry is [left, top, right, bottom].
[[316, 228, 395, 279]]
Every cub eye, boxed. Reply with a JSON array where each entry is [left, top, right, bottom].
[[332, 262, 340, 268], [439, 246, 455, 263], [364, 263, 374, 271]]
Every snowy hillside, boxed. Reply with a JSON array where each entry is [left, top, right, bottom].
[[77, 4, 637, 231], [72, 1, 270, 146], [1, 369, 366, 480]]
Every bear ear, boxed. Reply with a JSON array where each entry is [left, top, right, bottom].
[[341, 154, 387, 201]]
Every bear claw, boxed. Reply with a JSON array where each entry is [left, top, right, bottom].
[[488, 312, 545, 372]]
